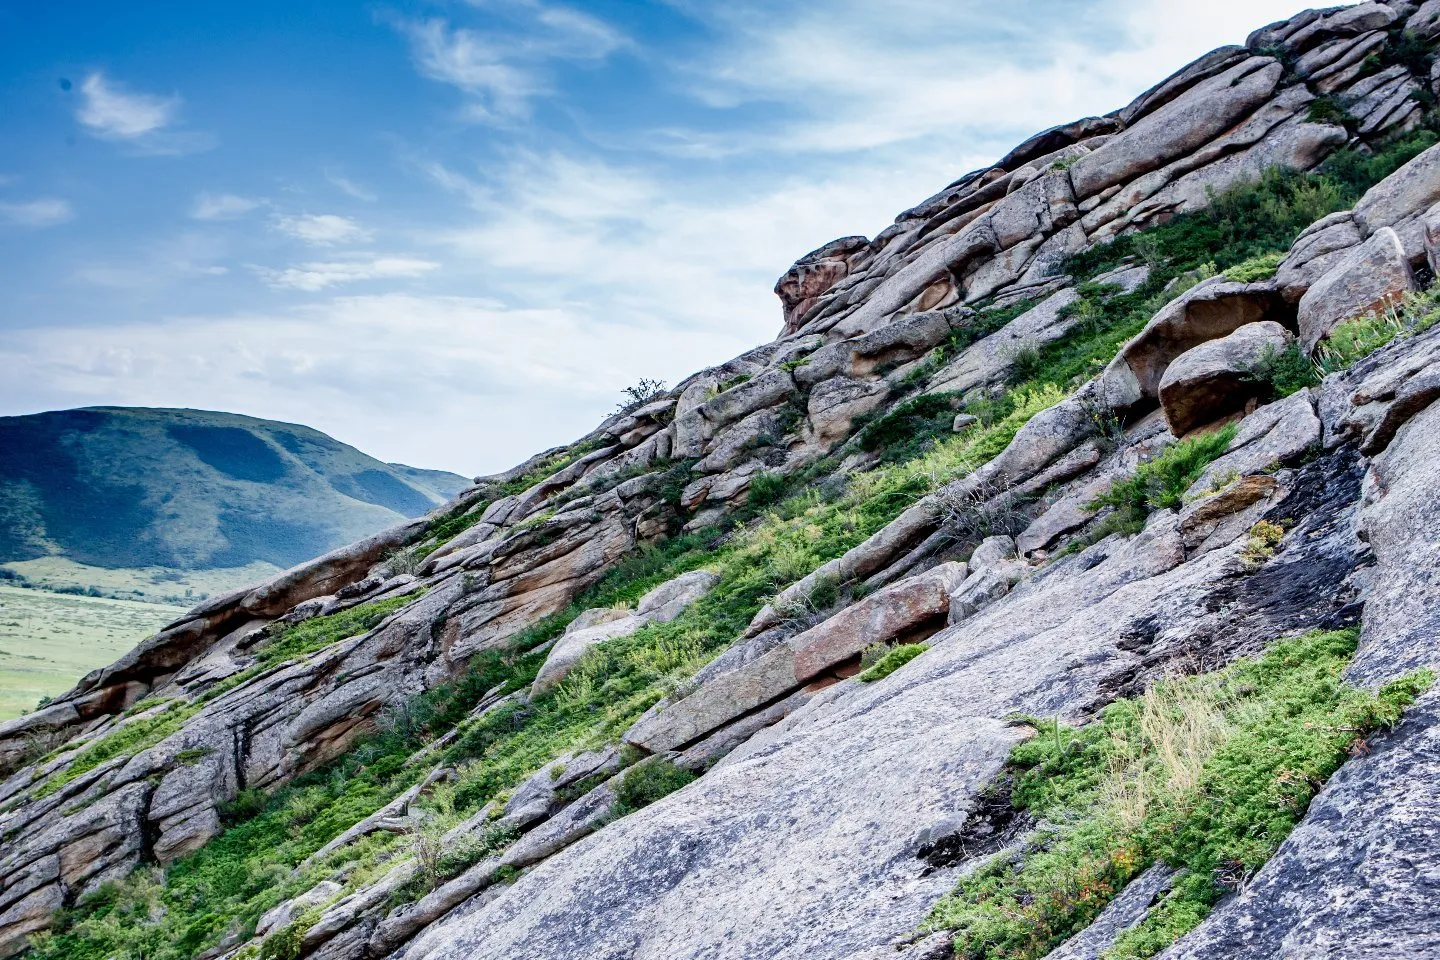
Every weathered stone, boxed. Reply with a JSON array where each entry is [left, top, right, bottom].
[[1069, 59, 1282, 200], [1411, 0, 1440, 38], [775, 237, 870, 336], [625, 563, 968, 754], [1158, 321, 1293, 436], [1118, 279, 1292, 401], [1353, 143, 1440, 240], [1275, 212, 1364, 304], [1188, 389, 1323, 495], [1298, 227, 1417, 351]]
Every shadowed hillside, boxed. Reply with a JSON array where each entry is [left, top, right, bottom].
[[0, 407, 468, 577]]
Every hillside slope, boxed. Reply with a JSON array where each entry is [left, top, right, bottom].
[[4, 3, 1440, 959], [0, 407, 469, 578]]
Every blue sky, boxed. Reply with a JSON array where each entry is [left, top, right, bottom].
[[0, 0, 1315, 475]]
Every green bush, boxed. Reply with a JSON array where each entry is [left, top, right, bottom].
[[1247, 342, 1320, 398], [612, 759, 697, 817], [1222, 251, 1285, 284], [1090, 425, 1237, 517], [857, 643, 930, 683], [747, 471, 789, 508]]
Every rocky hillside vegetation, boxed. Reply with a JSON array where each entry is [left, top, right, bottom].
[[0, 407, 468, 592], [4, 3, 1440, 957]]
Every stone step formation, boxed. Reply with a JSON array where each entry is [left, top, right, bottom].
[[5, 2, 1440, 958]]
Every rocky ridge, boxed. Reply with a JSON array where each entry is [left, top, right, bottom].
[[4, 3, 1440, 958]]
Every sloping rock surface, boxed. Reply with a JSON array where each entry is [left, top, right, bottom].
[[6, 5, 1440, 959]]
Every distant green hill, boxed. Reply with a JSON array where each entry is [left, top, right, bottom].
[[0, 408, 470, 588]]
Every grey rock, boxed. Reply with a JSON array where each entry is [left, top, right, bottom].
[[1187, 390, 1322, 495], [1158, 321, 1293, 436], [1298, 227, 1417, 352], [1069, 59, 1282, 200]]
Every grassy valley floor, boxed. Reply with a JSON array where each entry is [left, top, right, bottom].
[[0, 585, 187, 720]]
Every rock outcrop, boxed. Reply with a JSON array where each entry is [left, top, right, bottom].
[[5, 4, 1440, 959]]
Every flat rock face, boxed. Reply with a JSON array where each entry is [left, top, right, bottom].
[[402, 470, 1369, 960], [1298, 227, 1417, 351], [1158, 321, 1293, 435]]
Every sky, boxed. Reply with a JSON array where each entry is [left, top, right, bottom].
[[0, 0, 1320, 476]]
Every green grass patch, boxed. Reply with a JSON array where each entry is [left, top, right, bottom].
[[1222, 251, 1285, 284], [857, 643, 930, 683], [255, 592, 424, 666], [1090, 425, 1237, 517], [611, 758, 697, 817], [923, 629, 1432, 960], [1315, 286, 1440, 375]]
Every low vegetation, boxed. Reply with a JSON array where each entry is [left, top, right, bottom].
[[923, 629, 1432, 960], [1086, 425, 1238, 537], [1315, 285, 1440, 375], [857, 643, 930, 683]]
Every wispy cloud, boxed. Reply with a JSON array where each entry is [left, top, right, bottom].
[[325, 171, 377, 202], [0, 198, 74, 228], [272, 213, 373, 246], [191, 192, 262, 221], [0, 293, 742, 472], [76, 73, 178, 139], [256, 256, 440, 291], [396, 3, 627, 122], [73, 72, 215, 155], [662, 0, 1311, 158]]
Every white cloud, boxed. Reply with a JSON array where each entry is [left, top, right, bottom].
[[398, 4, 626, 121], [664, 0, 1318, 158], [326, 171, 378, 202], [272, 213, 373, 246], [191, 193, 262, 221], [0, 198, 74, 228], [76, 73, 179, 140], [0, 293, 742, 472], [256, 256, 440, 291]]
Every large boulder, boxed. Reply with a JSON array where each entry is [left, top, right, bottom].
[[1117, 279, 1292, 401], [1158, 321, 1293, 436], [1297, 227, 1417, 352], [1068, 58, 1283, 200]]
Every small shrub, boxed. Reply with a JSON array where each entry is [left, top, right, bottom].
[[935, 475, 1031, 543], [1222, 251, 1285, 284], [1240, 520, 1286, 564], [1247, 342, 1320, 398], [382, 544, 426, 577], [1306, 94, 1353, 128], [617, 378, 668, 413], [1006, 342, 1044, 386], [747, 472, 789, 508], [611, 759, 697, 817], [858, 643, 929, 683], [1090, 425, 1238, 517]]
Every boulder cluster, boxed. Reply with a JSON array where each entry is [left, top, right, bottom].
[[4, 3, 1440, 958]]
